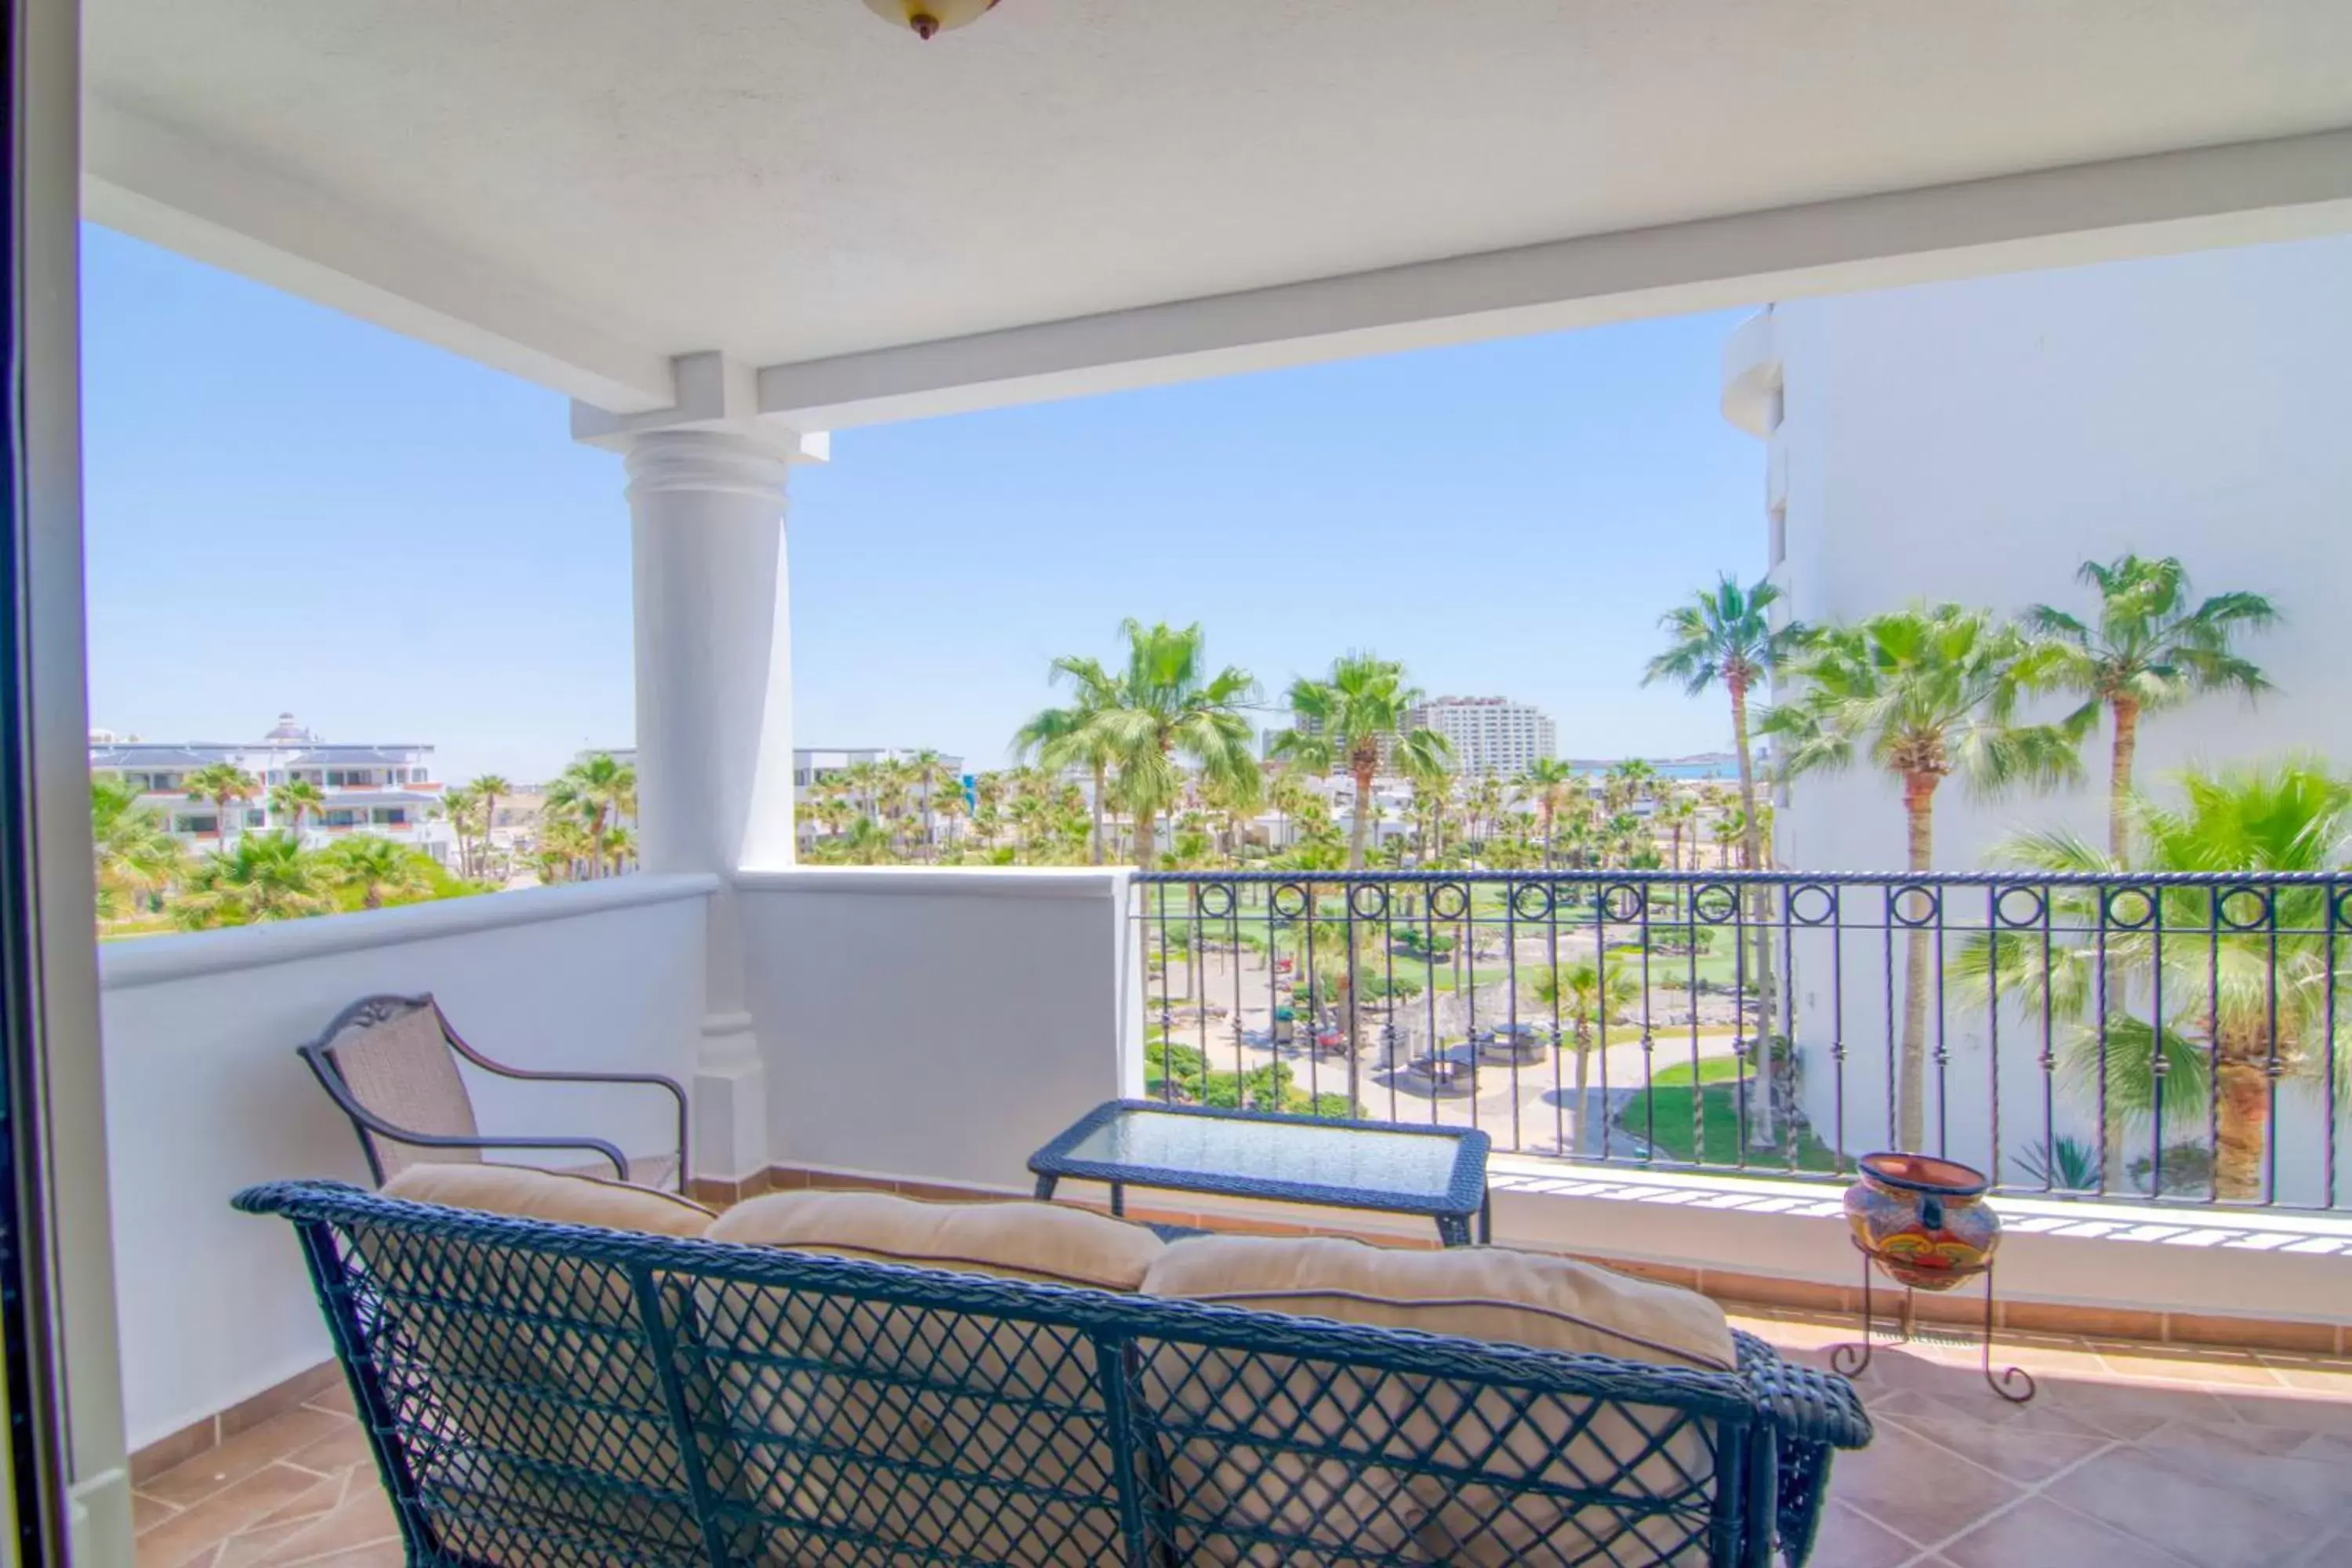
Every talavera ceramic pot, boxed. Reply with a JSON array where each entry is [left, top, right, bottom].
[[1842, 1152, 2001, 1292]]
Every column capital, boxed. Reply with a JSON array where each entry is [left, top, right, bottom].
[[572, 350, 829, 463], [623, 429, 802, 502]]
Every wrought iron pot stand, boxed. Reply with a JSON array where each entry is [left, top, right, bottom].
[[1830, 1237, 2035, 1403]]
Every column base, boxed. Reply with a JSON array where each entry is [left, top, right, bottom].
[[692, 1011, 770, 1184]]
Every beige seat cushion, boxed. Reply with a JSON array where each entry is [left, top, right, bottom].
[[362, 1167, 717, 1566], [703, 1192, 1165, 1567], [705, 1187, 1163, 1287], [1142, 1236, 1735, 1566], [384, 1161, 714, 1236]]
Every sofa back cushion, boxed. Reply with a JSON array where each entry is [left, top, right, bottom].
[[699, 1191, 1165, 1566], [1141, 1236, 1734, 1566], [361, 1167, 718, 1565]]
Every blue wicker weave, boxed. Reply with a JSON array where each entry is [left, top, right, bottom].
[[234, 1180, 1870, 1566]]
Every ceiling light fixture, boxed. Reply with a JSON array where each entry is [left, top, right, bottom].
[[861, 0, 999, 41]]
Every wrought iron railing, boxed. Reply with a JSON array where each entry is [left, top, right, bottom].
[[1131, 869, 2352, 1210]]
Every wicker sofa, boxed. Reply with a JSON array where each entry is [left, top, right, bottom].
[[235, 1172, 1871, 1567]]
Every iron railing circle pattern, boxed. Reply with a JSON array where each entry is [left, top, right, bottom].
[[1133, 869, 2352, 890], [1788, 883, 1838, 927], [2100, 884, 2158, 931], [1428, 881, 1472, 922], [1991, 886, 2046, 929], [1127, 868, 2352, 1214], [1889, 883, 1940, 929], [2216, 884, 2274, 933], [1601, 883, 1646, 924]]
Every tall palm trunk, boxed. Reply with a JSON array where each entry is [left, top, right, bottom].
[[2107, 695, 2140, 862], [1728, 677, 1779, 1143], [1135, 808, 1158, 872], [1087, 763, 1106, 866], [1347, 764, 1373, 869], [1898, 771, 1937, 1150], [2213, 1022, 2270, 1203]]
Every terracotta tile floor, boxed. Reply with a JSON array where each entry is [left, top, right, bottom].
[[133, 1312, 2352, 1568]]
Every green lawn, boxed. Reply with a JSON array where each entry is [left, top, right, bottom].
[[1613, 1056, 1839, 1171]]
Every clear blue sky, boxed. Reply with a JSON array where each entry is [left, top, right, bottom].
[[82, 223, 1767, 784]]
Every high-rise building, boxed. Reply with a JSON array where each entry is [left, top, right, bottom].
[[1409, 696, 1558, 775]]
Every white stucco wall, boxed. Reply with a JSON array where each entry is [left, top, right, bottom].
[[1737, 235, 2352, 1185], [99, 877, 713, 1449], [739, 868, 1144, 1192], [1761, 234, 2352, 871]]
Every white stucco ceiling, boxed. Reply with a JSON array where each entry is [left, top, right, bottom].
[[85, 1, 2352, 404]]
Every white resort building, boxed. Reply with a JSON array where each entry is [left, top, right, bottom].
[[87, 713, 456, 861], [1722, 234, 2352, 876], [1410, 695, 1559, 775]]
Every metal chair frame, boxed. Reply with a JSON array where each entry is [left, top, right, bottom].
[[297, 992, 689, 1191]]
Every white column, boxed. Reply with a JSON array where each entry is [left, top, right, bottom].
[[615, 425, 816, 1181]]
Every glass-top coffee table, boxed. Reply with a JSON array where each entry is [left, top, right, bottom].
[[1029, 1099, 1492, 1247]]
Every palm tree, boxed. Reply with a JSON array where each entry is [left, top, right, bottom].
[[1655, 789, 1697, 873], [1529, 960, 1640, 1150], [91, 776, 183, 920], [549, 753, 637, 877], [1765, 602, 2085, 1147], [533, 814, 593, 884], [1272, 655, 1450, 870], [1466, 775, 1505, 854], [1518, 758, 1583, 869], [269, 779, 327, 840], [2024, 554, 2277, 860], [173, 832, 328, 928], [1406, 760, 1453, 865], [1015, 656, 1123, 866], [183, 762, 259, 846], [1645, 575, 1810, 1135], [1958, 759, 2351, 1201], [324, 833, 433, 909], [599, 825, 637, 877], [1048, 621, 1258, 870], [898, 752, 957, 861], [468, 774, 513, 877], [1266, 766, 1315, 853], [439, 784, 484, 880], [811, 816, 897, 866]]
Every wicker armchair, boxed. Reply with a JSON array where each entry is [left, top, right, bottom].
[[298, 993, 688, 1192]]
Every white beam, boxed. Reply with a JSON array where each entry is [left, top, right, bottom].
[[82, 100, 677, 413], [760, 127, 2352, 430]]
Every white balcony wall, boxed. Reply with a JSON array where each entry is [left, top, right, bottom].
[[738, 869, 1142, 1192], [98, 875, 716, 1450]]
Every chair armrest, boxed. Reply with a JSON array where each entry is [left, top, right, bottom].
[[452, 1062, 690, 1192], [1733, 1330, 1873, 1449], [1733, 1330, 1872, 1567], [339, 1110, 630, 1182]]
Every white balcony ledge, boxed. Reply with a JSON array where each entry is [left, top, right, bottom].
[[98, 873, 720, 990]]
